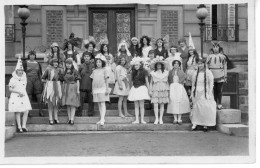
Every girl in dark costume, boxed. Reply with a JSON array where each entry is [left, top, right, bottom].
[[23, 50, 43, 117], [207, 42, 233, 110]]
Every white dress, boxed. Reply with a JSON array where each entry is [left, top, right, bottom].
[[190, 69, 217, 126], [186, 55, 198, 86], [113, 65, 130, 96], [165, 53, 182, 70], [142, 46, 153, 58], [8, 72, 32, 112], [167, 71, 190, 114]]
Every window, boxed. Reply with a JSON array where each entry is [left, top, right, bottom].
[[205, 4, 239, 41]]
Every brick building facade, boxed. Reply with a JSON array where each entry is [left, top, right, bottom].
[[4, 4, 248, 114]]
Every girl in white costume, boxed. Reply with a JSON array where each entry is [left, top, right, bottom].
[[8, 56, 32, 133], [128, 57, 150, 124], [149, 57, 169, 124], [113, 57, 132, 117], [190, 58, 216, 132], [167, 60, 190, 124]]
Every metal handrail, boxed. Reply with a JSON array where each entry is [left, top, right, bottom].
[[205, 24, 239, 42]]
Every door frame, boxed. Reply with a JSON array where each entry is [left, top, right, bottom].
[[89, 7, 136, 55]]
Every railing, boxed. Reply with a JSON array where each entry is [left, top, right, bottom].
[[205, 24, 239, 42], [5, 24, 15, 42]]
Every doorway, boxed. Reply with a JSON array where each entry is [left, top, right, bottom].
[[89, 8, 135, 55]]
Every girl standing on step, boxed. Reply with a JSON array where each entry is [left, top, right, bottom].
[[190, 58, 216, 132], [154, 38, 168, 59], [167, 60, 190, 124], [8, 56, 32, 133], [165, 45, 182, 70], [99, 44, 116, 93], [90, 55, 110, 126], [207, 42, 227, 110], [185, 48, 199, 99], [128, 37, 141, 58], [42, 58, 63, 125], [45, 42, 65, 70], [63, 41, 81, 70], [128, 57, 150, 124], [62, 58, 81, 125], [113, 57, 132, 118], [23, 50, 43, 117], [140, 35, 153, 58], [149, 57, 169, 124]]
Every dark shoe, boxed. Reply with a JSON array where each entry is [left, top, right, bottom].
[[67, 120, 71, 124], [28, 113, 32, 118], [88, 113, 94, 117], [203, 127, 208, 132], [54, 120, 60, 124], [39, 110, 44, 117], [70, 120, 74, 125], [22, 127, 28, 132], [49, 120, 54, 125]]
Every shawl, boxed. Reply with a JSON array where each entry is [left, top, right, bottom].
[[168, 68, 186, 84]]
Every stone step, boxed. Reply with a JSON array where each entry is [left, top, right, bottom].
[[24, 123, 192, 132], [15, 129, 218, 137], [30, 102, 151, 110], [28, 109, 177, 117], [217, 124, 248, 137], [27, 116, 191, 124]]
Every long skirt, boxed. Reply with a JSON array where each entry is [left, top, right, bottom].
[[190, 91, 216, 126], [62, 83, 80, 107], [167, 83, 190, 114]]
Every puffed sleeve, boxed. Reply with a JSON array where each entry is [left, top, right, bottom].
[[8, 78, 15, 89], [74, 70, 81, 80]]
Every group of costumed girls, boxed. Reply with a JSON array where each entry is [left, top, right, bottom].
[[8, 33, 230, 132]]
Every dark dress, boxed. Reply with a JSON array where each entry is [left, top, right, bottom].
[[78, 61, 95, 115], [61, 69, 81, 107], [23, 60, 43, 95], [178, 46, 189, 72], [154, 47, 168, 59]]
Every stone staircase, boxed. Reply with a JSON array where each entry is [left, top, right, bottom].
[[5, 95, 249, 139]]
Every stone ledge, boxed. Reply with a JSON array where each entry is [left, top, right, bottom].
[[216, 109, 241, 124], [217, 124, 248, 137], [5, 126, 16, 142]]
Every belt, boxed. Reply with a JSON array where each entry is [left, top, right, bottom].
[[209, 68, 224, 69]]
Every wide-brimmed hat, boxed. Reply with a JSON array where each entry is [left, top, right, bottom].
[[65, 58, 73, 64], [131, 37, 138, 42], [150, 56, 168, 70], [51, 42, 59, 48], [130, 57, 145, 66], [95, 53, 107, 62]]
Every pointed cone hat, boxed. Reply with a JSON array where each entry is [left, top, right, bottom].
[[188, 32, 195, 50], [15, 55, 24, 71]]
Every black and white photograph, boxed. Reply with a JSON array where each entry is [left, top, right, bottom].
[[0, 0, 257, 165]]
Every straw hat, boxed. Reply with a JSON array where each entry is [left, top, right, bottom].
[[150, 56, 168, 69]]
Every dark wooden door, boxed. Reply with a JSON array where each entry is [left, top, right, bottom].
[[89, 8, 135, 56]]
